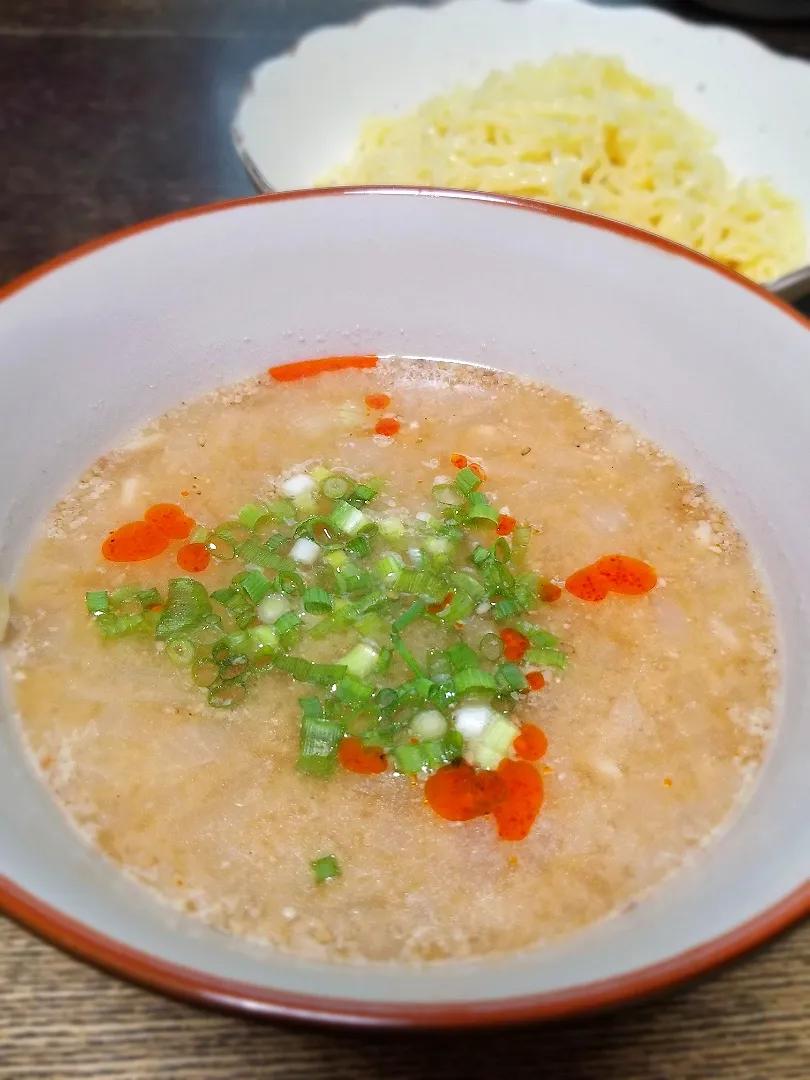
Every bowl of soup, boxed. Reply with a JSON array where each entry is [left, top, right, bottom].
[[0, 188, 808, 1027]]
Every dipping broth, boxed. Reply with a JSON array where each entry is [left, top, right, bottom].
[[2, 357, 777, 963]]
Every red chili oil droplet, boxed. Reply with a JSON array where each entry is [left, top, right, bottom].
[[427, 591, 453, 614], [565, 566, 610, 602], [101, 521, 169, 563], [425, 762, 481, 821], [425, 762, 508, 821], [374, 417, 400, 437], [177, 543, 211, 573], [468, 462, 487, 482], [592, 554, 658, 595], [525, 670, 546, 692], [493, 759, 544, 841], [268, 355, 378, 383], [338, 737, 387, 775], [539, 582, 562, 603], [499, 627, 530, 662], [450, 453, 468, 469], [565, 555, 657, 601], [496, 514, 516, 536], [513, 723, 548, 761], [144, 503, 194, 540], [365, 392, 391, 410]]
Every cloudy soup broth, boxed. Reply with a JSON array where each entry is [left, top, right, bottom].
[[4, 356, 777, 963]]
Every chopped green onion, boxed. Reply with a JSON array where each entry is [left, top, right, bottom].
[[95, 612, 145, 639], [300, 696, 324, 719], [293, 516, 332, 542], [393, 743, 426, 775], [432, 483, 465, 507], [278, 570, 306, 595], [375, 647, 393, 676], [339, 642, 380, 679], [435, 592, 475, 624], [374, 686, 400, 714], [156, 579, 212, 640], [471, 545, 491, 566], [211, 586, 237, 606], [455, 467, 482, 495], [205, 534, 235, 561], [207, 681, 247, 708], [302, 587, 333, 615], [345, 534, 371, 559], [215, 521, 253, 545], [188, 524, 210, 544], [194, 619, 224, 646], [336, 673, 375, 706], [256, 594, 290, 625], [237, 503, 269, 529], [492, 597, 521, 621], [516, 622, 561, 648], [329, 500, 372, 537], [478, 633, 503, 661], [379, 517, 406, 540], [166, 638, 195, 665], [375, 553, 404, 585], [511, 526, 532, 562], [493, 537, 511, 564], [411, 710, 448, 740], [450, 572, 486, 601], [307, 663, 348, 688], [496, 663, 528, 692], [421, 729, 464, 769], [466, 492, 499, 525], [322, 474, 351, 500], [391, 634, 425, 677], [138, 587, 162, 610], [392, 600, 426, 632], [220, 654, 250, 680], [264, 498, 296, 522], [398, 676, 435, 703], [311, 854, 341, 884], [298, 715, 343, 777], [247, 625, 279, 655], [325, 549, 348, 569], [454, 668, 499, 697], [85, 590, 109, 616], [347, 482, 378, 506], [524, 645, 567, 670], [191, 658, 219, 687], [240, 570, 272, 604], [273, 611, 301, 637], [467, 715, 520, 770], [446, 641, 479, 671]]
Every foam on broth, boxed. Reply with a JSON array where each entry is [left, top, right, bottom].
[[3, 359, 777, 963]]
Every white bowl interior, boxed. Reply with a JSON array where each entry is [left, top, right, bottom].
[[233, 0, 810, 254], [0, 190, 808, 1008]]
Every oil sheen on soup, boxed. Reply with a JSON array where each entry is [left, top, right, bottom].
[[3, 357, 778, 963]]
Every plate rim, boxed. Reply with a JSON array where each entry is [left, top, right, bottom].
[[0, 186, 808, 1029]]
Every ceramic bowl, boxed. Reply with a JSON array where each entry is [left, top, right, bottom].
[[231, 0, 810, 291], [0, 188, 808, 1027]]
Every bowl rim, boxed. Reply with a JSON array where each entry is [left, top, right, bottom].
[[0, 186, 808, 1028]]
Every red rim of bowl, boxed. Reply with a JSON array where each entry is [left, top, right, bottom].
[[0, 187, 808, 1029]]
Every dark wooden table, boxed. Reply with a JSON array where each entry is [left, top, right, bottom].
[[2, 2, 809, 1076]]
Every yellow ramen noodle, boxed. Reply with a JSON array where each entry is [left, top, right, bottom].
[[320, 54, 804, 284]]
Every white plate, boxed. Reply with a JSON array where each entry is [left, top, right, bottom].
[[232, 0, 810, 269]]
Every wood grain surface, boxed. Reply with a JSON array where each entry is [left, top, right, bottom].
[[2, 2, 809, 1076]]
